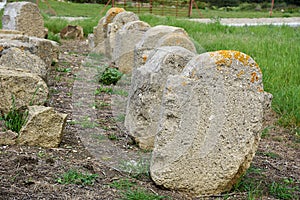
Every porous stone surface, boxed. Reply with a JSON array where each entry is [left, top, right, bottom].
[[150, 50, 269, 196], [0, 34, 59, 68], [92, 17, 105, 48], [105, 11, 139, 58], [0, 130, 18, 145], [156, 32, 197, 53], [0, 47, 47, 80], [112, 20, 150, 73], [91, 8, 125, 55], [125, 46, 195, 150], [2, 2, 45, 38], [0, 67, 48, 115], [60, 25, 84, 40], [18, 106, 67, 148], [134, 25, 188, 68]]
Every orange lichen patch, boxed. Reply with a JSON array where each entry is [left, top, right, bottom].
[[142, 55, 148, 63], [190, 69, 197, 79], [250, 72, 259, 83], [210, 50, 234, 67], [233, 51, 251, 66], [181, 81, 187, 86], [103, 7, 125, 28], [216, 65, 222, 71], [0, 46, 3, 52], [237, 70, 245, 78], [257, 86, 264, 92]]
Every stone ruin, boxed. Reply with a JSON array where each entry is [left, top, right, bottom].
[[0, 5, 66, 148], [1, 4, 274, 197], [2, 2, 46, 38], [88, 7, 272, 197]]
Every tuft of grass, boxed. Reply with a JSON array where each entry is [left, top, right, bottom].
[[95, 86, 128, 97], [56, 169, 98, 186], [109, 178, 136, 190], [269, 179, 300, 200], [1, 97, 28, 134], [47, 31, 61, 43], [121, 189, 168, 200], [108, 133, 118, 141]]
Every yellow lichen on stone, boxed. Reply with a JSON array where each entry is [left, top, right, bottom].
[[250, 72, 259, 83], [210, 50, 234, 67], [257, 86, 264, 92], [233, 51, 250, 66], [181, 81, 187, 86], [142, 55, 148, 63], [103, 7, 125, 30], [237, 70, 245, 78]]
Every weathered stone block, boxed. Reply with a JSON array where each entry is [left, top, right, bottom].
[[150, 50, 269, 196], [0, 68, 48, 115], [105, 11, 139, 58], [112, 20, 150, 74], [134, 25, 190, 68], [60, 25, 84, 40], [0, 47, 47, 80], [125, 46, 195, 150], [2, 2, 45, 38], [0, 34, 59, 68], [18, 106, 67, 148]]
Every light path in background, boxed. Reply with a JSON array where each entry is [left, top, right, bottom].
[[189, 17, 300, 27]]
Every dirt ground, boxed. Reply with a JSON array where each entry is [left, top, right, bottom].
[[0, 40, 299, 200]]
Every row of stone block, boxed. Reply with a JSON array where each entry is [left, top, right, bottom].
[[0, 3, 66, 149], [88, 8, 196, 74], [90, 8, 273, 196]]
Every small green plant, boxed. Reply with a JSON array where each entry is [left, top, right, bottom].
[[119, 158, 150, 179], [98, 67, 123, 85], [108, 133, 118, 141], [55, 67, 72, 73], [56, 169, 98, 186], [121, 189, 168, 200], [1, 98, 28, 134], [269, 179, 299, 200], [47, 31, 60, 43], [109, 179, 136, 190], [92, 134, 107, 141], [95, 86, 128, 97]]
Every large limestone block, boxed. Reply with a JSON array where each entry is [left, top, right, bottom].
[[112, 20, 150, 74], [105, 11, 139, 58], [18, 106, 67, 148], [0, 47, 47, 80], [125, 46, 195, 150], [134, 25, 188, 68], [0, 34, 59, 68], [2, 2, 45, 38], [150, 50, 269, 196], [0, 68, 48, 115]]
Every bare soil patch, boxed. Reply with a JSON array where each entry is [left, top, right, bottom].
[[0, 40, 299, 200]]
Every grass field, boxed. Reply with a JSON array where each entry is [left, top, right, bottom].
[[2, 0, 300, 128]]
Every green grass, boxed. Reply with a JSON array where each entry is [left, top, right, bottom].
[[139, 14, 300, 127], [1, 97, 28, 134], [121, 189, 168, 200], [269, 179, 300, 200], [56, 169, 98, 185], [119, 158, 150, 179]]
